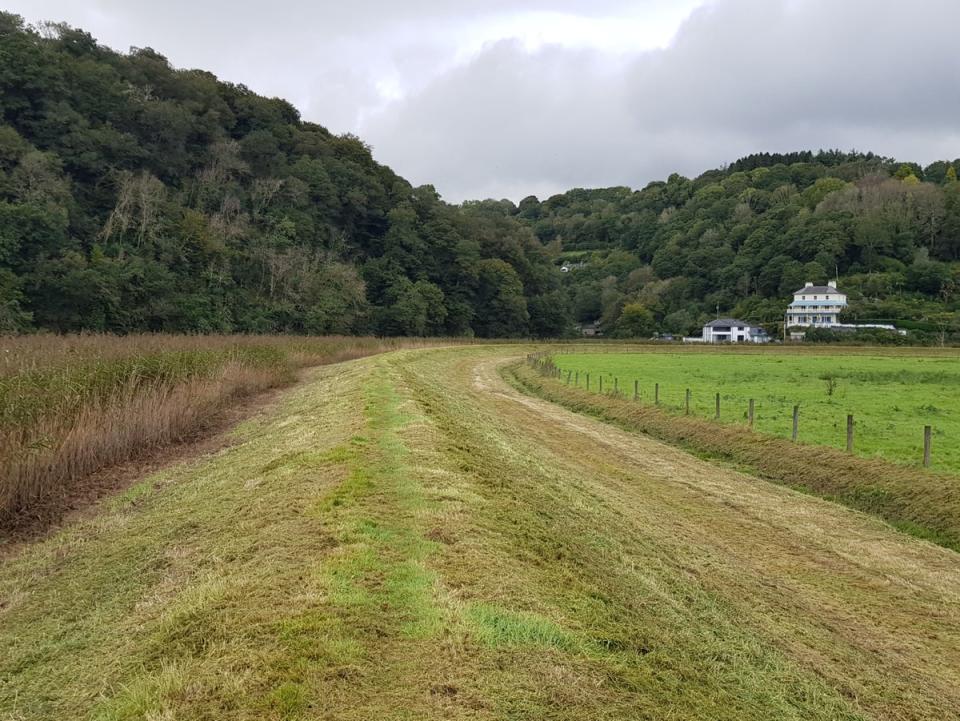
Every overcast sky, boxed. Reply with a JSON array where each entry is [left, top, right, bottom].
[[8, 0, 960, 202]]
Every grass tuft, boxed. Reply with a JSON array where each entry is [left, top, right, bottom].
[[466, 603, 575, 650]]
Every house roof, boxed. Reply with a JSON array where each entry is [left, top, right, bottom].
[[793, 285, 843, 295], [705, 318, 749, 328]]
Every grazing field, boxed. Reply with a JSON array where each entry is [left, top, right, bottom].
[[2, 345, 960, 720], [550, 348, 960, 473]]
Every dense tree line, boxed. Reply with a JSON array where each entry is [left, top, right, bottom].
[[508, 152, 960, 340], [0, 14, 564, 336], [2, 14, 958, 341]]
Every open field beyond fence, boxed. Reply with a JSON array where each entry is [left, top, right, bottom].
[[548, 348, 960, 473]]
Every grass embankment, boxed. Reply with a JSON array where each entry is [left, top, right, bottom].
[[3, 346, 960, 719], [507, 357, 960, 550], [0, 334, 428, 527], [549, 348, 960, 472]]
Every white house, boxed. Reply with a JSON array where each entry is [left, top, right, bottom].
[[785, 281, 847, 333], [786, 280, 848, 340], [784, 280, 903, 339], [700, 319, 769, 344]]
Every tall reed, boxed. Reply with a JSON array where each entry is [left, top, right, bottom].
[[0, 334, 433, 524]]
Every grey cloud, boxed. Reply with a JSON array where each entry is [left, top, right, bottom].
[[628, 0, 960, 133], [9, 0, 652, 134], [7, 0, 960, 203], [366, 0, 960, 201], [363, 40, 648, 200]]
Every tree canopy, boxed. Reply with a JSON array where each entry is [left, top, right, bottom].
[[512, 153, 960, 340], [0, 13, 559, 336], [1, 13, 958, 342]]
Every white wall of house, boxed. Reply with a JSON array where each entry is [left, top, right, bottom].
[[785, 280, 847, 330], [701, 322, 768, 343], [703, 325, 751, 343]]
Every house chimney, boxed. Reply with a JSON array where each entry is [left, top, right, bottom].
[[804, 282, 813, 288], [827, 280, 837, 289]]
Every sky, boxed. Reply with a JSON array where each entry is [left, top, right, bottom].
[[7, 0, 960, 202]]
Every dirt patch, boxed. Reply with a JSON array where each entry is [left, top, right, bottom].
[[0, 378, 291, 554]]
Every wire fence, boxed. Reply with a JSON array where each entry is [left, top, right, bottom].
[[525, 352, 936, 468]]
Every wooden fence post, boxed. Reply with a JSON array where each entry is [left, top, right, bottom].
[[634, 379, 639, 401], [748, 399, 755, 428], [846, 414, 854, 453], [924, 425, 932, 467], [614, 377, 619, 394], [715, 393, 721, 420], [575, 370, 579, 387], [655, 383, 660, 405], [586, 373, 590, 391], [685, 388, 691, 415], [599, 376, 604, 393], [792, 405, 799, 441], [566, 370, 571, 385]]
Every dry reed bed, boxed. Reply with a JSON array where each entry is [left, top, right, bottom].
[[508, 359, 960, 551], [0, 334, 438, 525]]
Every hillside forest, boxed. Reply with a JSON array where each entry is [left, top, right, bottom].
[[2, 14, 959, 340]]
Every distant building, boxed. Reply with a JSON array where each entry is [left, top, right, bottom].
[[785, 280, 903, 339], [785, 281, 847, 338], [699, 319, 769, 344], [579, 320, 603, 337]]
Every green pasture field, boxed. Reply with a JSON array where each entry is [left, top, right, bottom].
[[552, 348, 960, 473]]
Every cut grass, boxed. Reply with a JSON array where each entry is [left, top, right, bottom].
[[508, 358, 960, 552], [466, 603, 575, 650], [0, 358, 376, 719], [3, 346, 960, 719]]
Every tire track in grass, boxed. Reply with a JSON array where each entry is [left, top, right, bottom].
[[463, 349, 960, 720], [301, 363, 448, 718], [394, 350, 876, 721]]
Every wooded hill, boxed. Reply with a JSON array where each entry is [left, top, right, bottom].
[[511, 151, 960, 340], [2, 14, 958, 340], [0, 13, 562, 337]]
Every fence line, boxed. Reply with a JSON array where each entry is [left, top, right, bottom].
[[525, 353, 938, 468]]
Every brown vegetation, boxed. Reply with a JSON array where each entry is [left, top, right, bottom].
[[4, 346, 960, 719], [0, 334, 447, 527]]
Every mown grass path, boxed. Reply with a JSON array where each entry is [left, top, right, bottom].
[[2, 346, 960, 720]]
